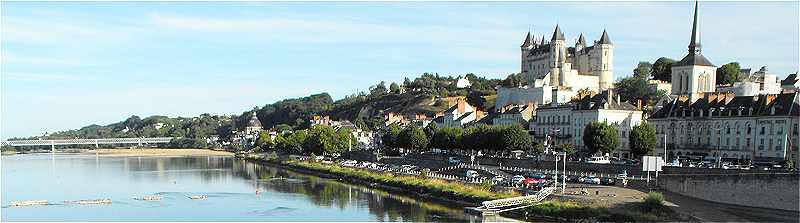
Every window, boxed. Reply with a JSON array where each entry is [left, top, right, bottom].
[[761, 127, 765, 135], [746, 138, 750, 147]]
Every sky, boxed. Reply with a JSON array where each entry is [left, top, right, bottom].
[[1, 1, 798, 139]]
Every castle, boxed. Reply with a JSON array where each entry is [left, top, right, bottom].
[[520, 26, 614, 92], [496, 25, 615, 108]]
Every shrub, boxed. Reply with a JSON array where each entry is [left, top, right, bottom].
[[643, 191, 664, 211]]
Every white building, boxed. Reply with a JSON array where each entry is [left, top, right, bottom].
[[649, 92, 799, 166], [530, 90, 644, 158], [455, 76, 472, 89], [497, 25, 615, 108], [437, 98, 479, 128], [718, 66, 782, 96], [492, 103, 536, 127]]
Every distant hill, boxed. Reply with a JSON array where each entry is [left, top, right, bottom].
[[13, 73, 504, 144]]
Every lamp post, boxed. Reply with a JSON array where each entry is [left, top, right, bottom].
[[717, 126, 722, 168]]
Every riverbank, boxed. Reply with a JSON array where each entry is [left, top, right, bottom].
[[245, 156, 516, 206], [243, 155, 688, 222], [81, 148, 233, 157]]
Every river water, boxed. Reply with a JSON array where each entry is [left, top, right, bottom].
[[1, 154, 502, 222]]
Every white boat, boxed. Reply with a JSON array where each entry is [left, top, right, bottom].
[[189, 195, 207, 200], [586, 156, 610, 164], [10, 200, 49, 207]]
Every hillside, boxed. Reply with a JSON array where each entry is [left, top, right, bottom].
[[13, 72, 504, 144]]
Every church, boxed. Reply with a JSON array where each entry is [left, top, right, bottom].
[[496, 25, 615, 108]]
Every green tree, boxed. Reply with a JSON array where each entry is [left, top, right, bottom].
[[305, 125, 346, 155], [389, 82, 401, 94], [614, 75, 666, 105], [276, 130, 308, 154], [500, 125, 532, 152], [633, 61, 653, 78], [716, 62, 742, 85], [501, 73, 522, 88], [629, 123, 656, 158], [555, 143, 577, 156], [399, 126, 429, 152], [582, 121, 619, 156], [256, 131, 273, 150], [531, 143, 545, 154], [651, 57, 675, 81], [382, 123, 402, 149]]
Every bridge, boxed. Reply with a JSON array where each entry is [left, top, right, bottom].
[[466, 186, 556, 215], [1, 137, 174, 152]]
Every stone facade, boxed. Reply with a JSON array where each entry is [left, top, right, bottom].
[[649, 92, 800, 166], [529, 90, 644, 158]]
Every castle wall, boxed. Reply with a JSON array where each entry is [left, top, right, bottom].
[[495, 87, 552, 108]]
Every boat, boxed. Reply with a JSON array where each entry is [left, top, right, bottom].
[[134, 195, 162, 201], [10, 200, 49, 207], [189, 195, 207, 200], [586, 156, 610, 164], [64, 199, 112, 205]]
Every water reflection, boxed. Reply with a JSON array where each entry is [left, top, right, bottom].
[[2, 155, 494, 222]]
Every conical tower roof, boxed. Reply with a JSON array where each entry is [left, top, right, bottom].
[[598, 29, 612, 44], [577, 33, 586, 45], [675, 1, 714, 67], [551, 24, 565, 41], [521, 31, 532, 47]]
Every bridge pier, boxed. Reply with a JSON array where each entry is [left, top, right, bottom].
[[51, 144, 55, 153]]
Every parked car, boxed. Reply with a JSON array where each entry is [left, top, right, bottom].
[[617, 170, 628, 179], [600, 178, 615, 185], [491, 176, 506, 185], [448, 157, 461, 164], [581, 176, 601, 184], [511, 175, 526, 184], [465, 170, 479, 178], [567, 175, 580, 183]]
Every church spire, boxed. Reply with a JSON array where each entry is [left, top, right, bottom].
[[688, 0, 701, 54], [577, 33, 586, 45]]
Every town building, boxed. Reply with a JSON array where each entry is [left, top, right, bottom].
[[456, 76, 472, 89], [648, 92, 799, 165], [717, 66, 782, 96], [649, 2, 800, 168], [437, 98, 482, 128], [244, 112, 263, 135], [530, 90, 644, 158], [496, 25, 615, 108], [492, 103, 536, 127]]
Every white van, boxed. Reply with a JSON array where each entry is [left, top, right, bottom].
[[465, 170, 479, 178]]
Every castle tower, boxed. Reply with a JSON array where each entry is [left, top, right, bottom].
[[670, 1, 716, 102], [520, 31, 533, 74], [597, 29, 614, 91], [575, 33, 586, 52], [549, 25, 566, 86]]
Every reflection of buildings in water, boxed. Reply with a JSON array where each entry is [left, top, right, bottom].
[[229, 161, 472, 222], [118, 156, 233, 184]]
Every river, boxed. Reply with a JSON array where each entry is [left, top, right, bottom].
[[1, 154, 510, 222]]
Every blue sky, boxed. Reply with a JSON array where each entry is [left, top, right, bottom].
[[2, 1, 798, 139]]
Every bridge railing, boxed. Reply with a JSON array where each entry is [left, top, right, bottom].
[[2, 137, 174, 146], [481, 186, 555, 210]]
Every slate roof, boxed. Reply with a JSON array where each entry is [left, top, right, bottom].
[[598, 30, 612, 44], [781, 73, 798, 86], [675, 53, 715, 67], [551, 25, 565, 41], [572, 91, 639, 111], [649, 92, 800, 119]]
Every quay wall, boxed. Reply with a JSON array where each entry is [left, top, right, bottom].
[[658, 171, 800, 211]]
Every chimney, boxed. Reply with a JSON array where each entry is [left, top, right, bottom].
[[457, 98, 466, 114], [637, 99, 643, 110], [607, 89, 613, 103], [616, 95, 621, 104]]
